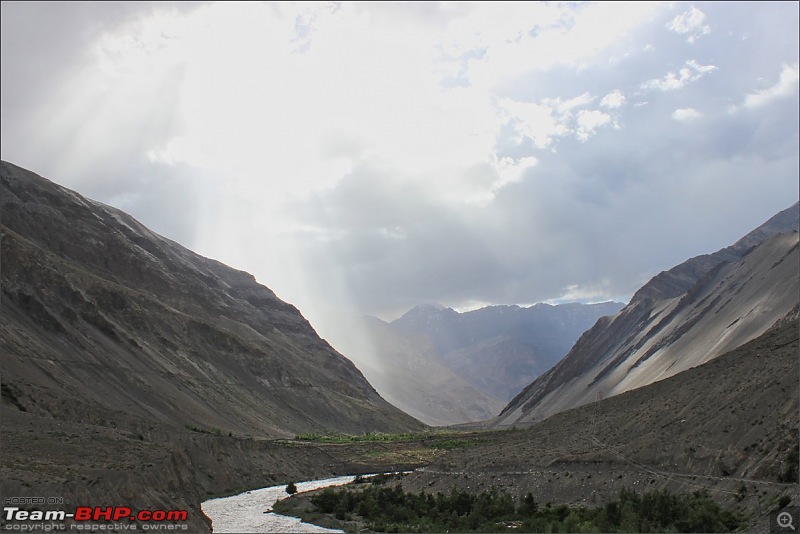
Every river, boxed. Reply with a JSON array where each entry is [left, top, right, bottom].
[[201, 475, 359, 533]]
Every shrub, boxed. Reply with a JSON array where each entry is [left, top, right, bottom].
[[304, 483, 744, 532]]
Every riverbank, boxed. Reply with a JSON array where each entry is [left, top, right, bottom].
[[202, 475, 360, 533]]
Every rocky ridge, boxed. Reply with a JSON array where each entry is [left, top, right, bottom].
[[497, 202, 799, 426]]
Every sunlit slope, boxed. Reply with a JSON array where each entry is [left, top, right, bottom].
[[409, 306, 798, 510], [497, 203, 799, 426]]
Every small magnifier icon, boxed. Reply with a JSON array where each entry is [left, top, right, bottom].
[[778, 511, 795, 531]]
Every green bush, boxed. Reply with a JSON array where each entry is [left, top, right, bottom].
[[304, 484, 744, 533]]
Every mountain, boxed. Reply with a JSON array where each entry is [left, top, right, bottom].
[[390, 301, 624, 402], [318, 313, 506, 426], [319, 301, 623, 425], [0, 161, 423, 530], [434, 302, 625, 400], [401, 304, 799, 522], [0, 160, 422, 437], [496, 202, 799, 427]]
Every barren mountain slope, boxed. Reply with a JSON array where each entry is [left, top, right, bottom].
[[321, 301, 621, 426], [321, 314, 506, 426], [1, 160, 422, 437], [0, 160, 430, 531], [497, 202, 799, 426], [435, 302, 625, 401], [401, 307, 799, 526]]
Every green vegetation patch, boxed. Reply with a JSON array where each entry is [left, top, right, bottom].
[[300, 484, 744, 533], [294, 431, 434, 443], [292, 430, 491, 451]]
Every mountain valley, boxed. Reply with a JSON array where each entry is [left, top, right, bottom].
[[280, 304, 798, 532], [320, 300, 623, 425], [1, 160, 797, 533], [0, 161, 424, 531]]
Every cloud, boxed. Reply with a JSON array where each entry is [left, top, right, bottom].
[[743, 63, 800, 109], [499, 91, 618, 148], [600, 90, 626, 109], [576, 110, 613, 141], [667, 6, 711, 43], [499, 99, 568, 149], [672, 107, 703, 122], [641, 59, 717, 91], [460, 2, 661, 92], [547, 93, 596, 115], [1, 1, 797, 326]]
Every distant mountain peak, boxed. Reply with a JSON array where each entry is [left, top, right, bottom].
[[410, 302, 448, 312], [393, 302, 455, 323]]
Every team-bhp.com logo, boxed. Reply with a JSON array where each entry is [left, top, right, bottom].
[[3, 505, 189, 531]]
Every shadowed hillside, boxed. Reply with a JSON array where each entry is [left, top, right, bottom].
[[0, 160, 423, 531]]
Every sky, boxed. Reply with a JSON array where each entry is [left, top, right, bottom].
[[2, 1, 799, 331]]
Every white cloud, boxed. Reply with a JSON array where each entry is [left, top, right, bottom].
[[672, 107, 703, 122], [499, 98, 568, 149], [2, 1, 798, 322], [600, 90, 626, 109], [743, 63, 800, 109], [463, 2, 660, 92], [667, 6, 711, 43], [641, 59, 718, 91], [576, 110, 612, 141], [545, 281, 617, 305], [546, 93, 596, 116], [495, 156, 538, 189], [500, 92, 619, 147], [686, 59, 717, 75]]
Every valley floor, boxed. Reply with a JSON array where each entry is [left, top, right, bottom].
[[3, 310, 797, 532]]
